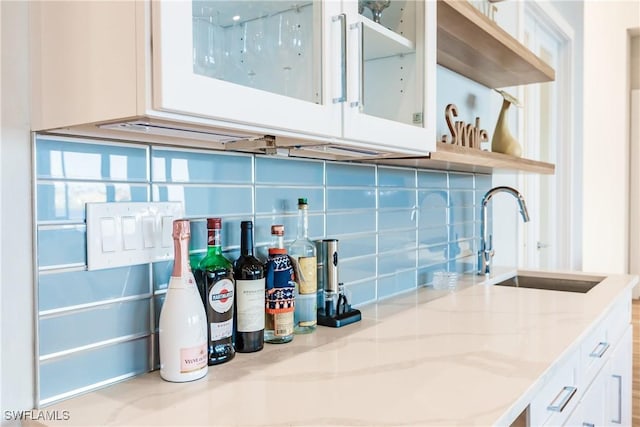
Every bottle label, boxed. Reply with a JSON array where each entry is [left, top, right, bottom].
[[274, 312, 294, 337], [208, 278, 234, 314], [265, 254, 295, 314], [236, 278, 266, 332], [180, 343, 207, 373], [296, 256, 317, 295], [210, 318, 233, 341], [294, 292, 317, 327]]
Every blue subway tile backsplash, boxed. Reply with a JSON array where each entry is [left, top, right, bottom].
[[34, 136, 490, 406]]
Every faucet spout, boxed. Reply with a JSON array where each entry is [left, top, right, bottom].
[[478, 186, 530, 275]]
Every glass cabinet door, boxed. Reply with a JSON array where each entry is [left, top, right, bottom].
[[342, 0, 436, 152], [192, 1, 319, 103], [153, 0, 342, 139]]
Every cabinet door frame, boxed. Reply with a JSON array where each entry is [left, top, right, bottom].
[[341, 0, 436, 153], [151, 0, 342, 139]]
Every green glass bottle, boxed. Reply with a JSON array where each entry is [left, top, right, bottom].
[[194, 217, 235, 365]]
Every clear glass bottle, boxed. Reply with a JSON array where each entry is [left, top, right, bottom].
[[159, 219, 208, 382], [194, 218, 235, 365], [233, 221, 265, 353], [264, 225, 295, 343], [288, 198, 317, 333]]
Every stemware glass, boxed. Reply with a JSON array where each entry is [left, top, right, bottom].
[[271, 5, 305, 96], [192, 7, 223, 79], [243, 12, 268, 89]]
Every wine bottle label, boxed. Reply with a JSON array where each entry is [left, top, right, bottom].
[[273, 312, 294, 337], [294, 292, 317, 327], [208, 278, 234, 314], [236, 278, 266, 332], [210, 318, 233, 341], [180, 343, 207, 373], [265, 254, 295, 314], [296, 256, 317, 295]]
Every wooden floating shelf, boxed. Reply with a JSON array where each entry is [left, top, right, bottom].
[[363, 16, 415, 60], [370, 143, 556, 174], [437, 0, 555, 88]]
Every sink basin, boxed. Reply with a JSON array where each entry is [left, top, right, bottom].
[[494, 274, 605, 293]]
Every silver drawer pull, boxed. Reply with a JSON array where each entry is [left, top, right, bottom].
[[583, 423, 595, 427], [589, 341, 610, 358], [612, 374, 622, 424], [547, 386, 577, 412]]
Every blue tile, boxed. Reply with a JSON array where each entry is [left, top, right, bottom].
[[37, 183, 149, 222], [378, 167, 416, 188], [449, 221, 475, 242], [152, 261, 172, 292], [325, 162, 375, 187], [334, 234, 377, 259], [379, 189, 416, 209], [418, 171, 447, 189], [36, 137, 148, 182], [450, 206, 475, 224], [454, 238, 476, 258], [152, 185, 253, 217], [188, 219, 208, 252], [378, 229, 416, 253], [255, 156, 323, 185], [378, 209, 416, 231], [340, 255, 377, 283], [151, 148, 252, 183], [418, 189, 448, 210], [377, 270, 417, 299], [449, 173, 474, 189], [327, 189, 375, 210], [37, 226, 86, 268], [39, 337, 150, 403], [344, 279, 376, 307], [154, 294, 165, 332], [378, 249, 416, 275], [475, 174, 492, 192], [39, 299, 150, 356], [418, 243, 448, 266], [326, 211, 376, 236], [255, 187, 324, 214], [38, 265, 150, 312], [449, 190, 474, 207], [419, 224, 449, 247], [418, 207, 448, 232]]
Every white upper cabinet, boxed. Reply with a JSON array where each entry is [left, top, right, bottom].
[[31, 0, 436, 157], [153, 1, 342, 140]]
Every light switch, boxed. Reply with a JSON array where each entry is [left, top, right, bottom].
[[86, 202, 184, 271], [101, 217, 117, 253], [143, 216, 155, 248], [161, 216, 174, 248], [122, 216, 138, 250]]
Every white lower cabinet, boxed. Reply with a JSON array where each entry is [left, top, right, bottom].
[[606, 326, 632, 426], [528, 291, 632, 427]]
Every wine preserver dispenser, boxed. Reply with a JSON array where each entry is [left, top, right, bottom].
[[316, 239, 361, 328]]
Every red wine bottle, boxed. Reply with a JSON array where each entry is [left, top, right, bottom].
[[233, 221, 265, 352]]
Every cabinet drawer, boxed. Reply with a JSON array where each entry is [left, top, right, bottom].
[[580, 295, 630, 387], [529, 348, 580, 426]]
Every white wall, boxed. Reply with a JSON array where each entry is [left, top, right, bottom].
[[582, 1, 640, 274], [1, 0, 35, 412]]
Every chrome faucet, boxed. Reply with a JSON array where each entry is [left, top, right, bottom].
[[478, 186, 530, 275]]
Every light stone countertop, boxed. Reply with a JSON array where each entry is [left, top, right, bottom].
[[29, 268, 637, 427]]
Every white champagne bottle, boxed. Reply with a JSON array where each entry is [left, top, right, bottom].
[[159, 219, 208, 382]]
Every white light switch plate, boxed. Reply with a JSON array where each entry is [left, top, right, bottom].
[[86, 202, 184, 271]]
